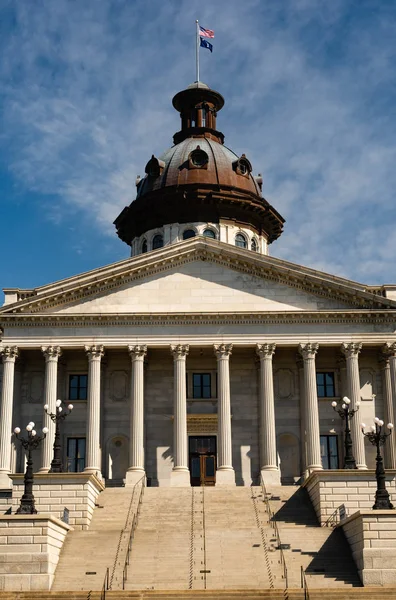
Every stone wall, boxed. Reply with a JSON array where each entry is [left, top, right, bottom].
[[1, 473, 104, 531], [0, 514, 70, 591], [304, 470, 396, 524], [341, 510, 396, 586]]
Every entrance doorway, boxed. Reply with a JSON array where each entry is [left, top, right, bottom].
[[189, 436, 216, 486]]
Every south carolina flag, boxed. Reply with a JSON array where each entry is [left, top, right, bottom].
[[199, 25, 215, 38], [200, 37, 213, 52]]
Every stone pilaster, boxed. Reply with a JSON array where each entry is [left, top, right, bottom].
[[214, 343, 235, 485], [0, 347, 18, 488], [256, 343, 280, 484], [84, 345, 104, 477], [341, 342, 367, 470], [39, 346, 62, 473], [170, 345, 190, 486], [125, 345, 147, 486], [298, 343, 323, 474], [381, 343, 396, 469]]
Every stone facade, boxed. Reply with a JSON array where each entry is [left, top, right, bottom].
[[0, 514, 70, 591], [341, 510, 396, 585], [304, 470, 396, 524]]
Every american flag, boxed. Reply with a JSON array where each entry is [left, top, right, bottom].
[[199, 25, 215, 38]]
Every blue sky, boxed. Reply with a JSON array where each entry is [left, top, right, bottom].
[[1, 0, 396, 301]]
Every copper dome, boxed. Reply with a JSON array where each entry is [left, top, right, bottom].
[[114, 82, 284, 245]]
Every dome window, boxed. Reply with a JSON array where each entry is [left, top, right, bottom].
[[189, 146, 209, 169], [233, 154, 252, 178], [203, 229, 216, 239], [235, 233, 247, 249], [152, 234, 164, 250], [141, 239, 148, 254], [183, 229, 196, 240], [251, 238, 258, 252], [145, 155, 165, 178]]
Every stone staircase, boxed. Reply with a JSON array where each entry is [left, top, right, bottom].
[[265, 484, 362, 589], [125, 486, 284, 591], [2, 589, 396, 599], [51, 485, 140, 591]]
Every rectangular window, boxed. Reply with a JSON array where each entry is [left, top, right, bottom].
[[67, 438, 86, 472], [69, 374, 88, 400], [192, 373, 212, 399], [320, 435, 339, 469], [316, 372, 335, 397]]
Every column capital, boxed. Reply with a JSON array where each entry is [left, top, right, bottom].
[[128, 345, 147, 360], [41, 346, 62, 361], [0, 346, 18, 362], [298, 343, 319, 360], [382, 342, 396, 358], [214, 343, 233, 359], [84, 345, 105, 360], [170, 344, 189, 359], [341, 342, 362, 358], [256, 343, 276, 359]]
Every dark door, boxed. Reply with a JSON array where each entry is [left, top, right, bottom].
[[189, 436, 216, 486]]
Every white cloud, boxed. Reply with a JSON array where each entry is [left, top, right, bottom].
[[1, 0, 396, 283]]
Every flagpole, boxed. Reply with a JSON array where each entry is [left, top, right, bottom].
[[195, 19, 200, 82]]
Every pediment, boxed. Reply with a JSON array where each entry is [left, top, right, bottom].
[[1, 238, 395, 317]]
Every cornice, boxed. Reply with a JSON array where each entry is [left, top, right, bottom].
[[2, 240, 396, 315], [0, 310, 395, 328]]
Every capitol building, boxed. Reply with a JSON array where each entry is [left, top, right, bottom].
[[1, 79, 396, 491], [0, 78, 396, 595]]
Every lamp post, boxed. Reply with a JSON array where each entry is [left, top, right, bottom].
[[44, 399, 73, 473], [361, 418, 394, 510], [14, 422, 48, 514], [331, 396, 360, 469]]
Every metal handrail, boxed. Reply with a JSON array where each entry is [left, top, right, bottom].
[[260, 474, 288, 589], [97, 567, 109, 600], [301, 565, 310, 600], [322, 504, 346, 528], [122, 477, 145, 589], [109, 474, 145, 590]]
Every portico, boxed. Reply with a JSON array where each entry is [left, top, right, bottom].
[[1, 320, 396, 487]]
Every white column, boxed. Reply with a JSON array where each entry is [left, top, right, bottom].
[[298, 343, 322, 474], [380, 348, 396, 469], [0, 347, 18, 488], [214, 343, 235, 485], [125, 345, 147, 486], [39, 346, 62, 473], [382, 343, 396, 469], [341, 342, 367, 469], [84, 345, 104, 477], [170, 345, 190, 486], [256, 343, 280, 484]]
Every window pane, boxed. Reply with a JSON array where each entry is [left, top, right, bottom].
[[235, 234, 247, 248], [183, 229, 196, 240], [205, 456, 215, 477], [152, 235, 163, 249], [320, 436, 330, 469], [191, 457, 200, 478], [70, 375, 79, 389], [317, 384, 325, 397], [326, 373, 335, 396], [203, 229, 215, 238]]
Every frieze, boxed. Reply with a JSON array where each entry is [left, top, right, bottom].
[[1, 311, 396, 329]]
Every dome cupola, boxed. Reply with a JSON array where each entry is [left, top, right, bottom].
[[114, 82, 284, 256]]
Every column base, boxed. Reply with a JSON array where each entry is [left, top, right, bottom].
[[0, 472, 12, 489], [260, 468, 280, 486], [37, 467, 50, 474], [357, 464, 368, 470], [124, 469, 146, 487], [170, 469, 190, 487], [216, 468, 236, 486]]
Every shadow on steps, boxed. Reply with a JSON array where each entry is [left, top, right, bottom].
[[272, 487, 319, 526], [305, 528, 361, 587]]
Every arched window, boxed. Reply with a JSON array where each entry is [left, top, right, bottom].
[[152, 234, 163, 250], [141, 239, 147, 253], [203, 229, 216, 239], [235, 233, 247, 249], [251, 238, 258, 252], [183, 229, 196, 240]]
